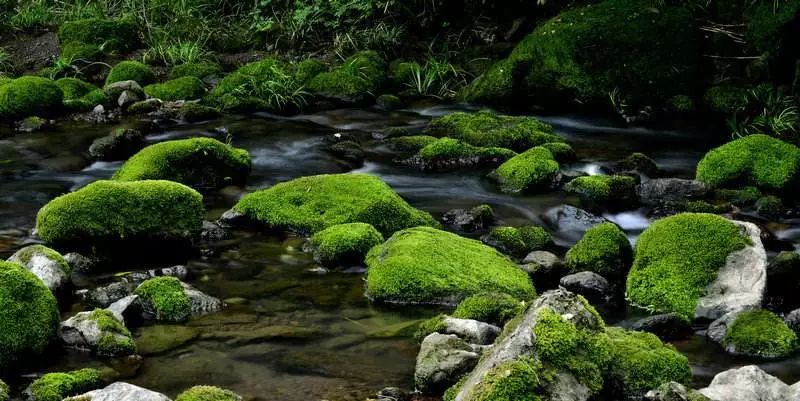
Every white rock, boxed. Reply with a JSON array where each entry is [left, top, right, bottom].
[[699, 365, 793, 401], [8, 246, 70, 294], [67, 382, 171, 401], [441, 316, 500, 345]]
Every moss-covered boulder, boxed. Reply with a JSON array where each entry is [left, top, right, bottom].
[[564, 175, 637, 209], [36, 180, 204, 245], [406, 138, 516, 171], [56, 78, 109, 112], [426, 111, 563, 151], [105, 61, 155, 86], [113, 138, 251, 190], [0, 261, 59, 369], [309, 222, 384, 267], [540, 142, 576, 163], [696, 134, 800, 192], [452, 293, 526, 326], [231, 173, 437, 236], [389, 135, 439, 153], [307, 51, 386, 101], [61, 309, 137, 357], [626, 213, 751, 320], [565, 222, 632, 280], [204, 58, 306, 113], [135, 277, 191, 323], [481, 225, 553, 257], [57, 18, 138, 53], [180, 103, 221, 123], [0, 76, 63, 119], [491, 147, 560, 193], [722, 310, 797, 359], [365, 226, 535, 304], [617, 152, 658, 177], [292, 59, 327, 84], [175, 386, 242, 401], [169, 62, 223, 80], [27, 368, 103, 401], [143, 77, 205, 101], [8, 244, 71, 294]]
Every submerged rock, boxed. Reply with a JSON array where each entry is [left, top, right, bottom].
[[631, 313, 693, 341], [699, 365, 799, 401], [8, 244, 71, 295], [541, 205, 608, 242], [66, 382, 170, 401], [414, 333, 482, 394]]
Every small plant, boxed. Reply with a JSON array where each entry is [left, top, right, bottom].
[[332, 22, 405, 57], [405, 58, 469, 98], [10, 0, 55, 29], [727, 85, 800, 143], [0, 48, 12, 75], [145, 38, 213, 66], [231, 65, 310, 111]]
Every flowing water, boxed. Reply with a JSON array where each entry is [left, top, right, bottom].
[[1, 103, 798, 400]]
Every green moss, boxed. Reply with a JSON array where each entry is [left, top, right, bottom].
[[564, 175, 636, 205], [175, 386, 241, 401], [127, 100, 161, 114], [135, 277, 191, 323], [723, 310, 797, 359], [468, 357, 544, 401], [169, 62, 222, 80], [414, 314, 447, 341], [55, 78, 109, 111], [618, 153, 658, 176], [626, 213, 749, 319], [180, 103, 221, 122], [484, 226, 554, 257], [389, 135, 438, 152], [366, 226, 535, 304], [452, 293, 526, 326], [458, 59, 514, 104], [0, 76, 63, 119], [105, 61, 155, 86], [36, 180, 204, 244], [713, 186, 762, 206], [0, 261, 59, 369], [565, 223, 632, 279], [91, 309, 136, 357], [58, 18, 138, 53], [307, 51, 386, 99], [29, 368, 102, 401], [493, 147, 559, 193], [233, 173, 437, 236], [415, 138, 516, 169], [144, 76, 205, 101], [540, 142, 576, 163], [10, 244, 71, 274], [704, 85, 749, 113], [60, 41, 102, 61], [668, 95, 695, 113], [292, 59, 327, 84], [606, 327, 692, 394], [113, 138, 251, 190], [426, 111, 562, 151], [696, 134, 800, 192], [205, 58, 301, 113], [310, 222, 384, 266], [755, 195, 783, 218]]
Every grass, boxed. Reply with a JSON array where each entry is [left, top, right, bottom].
[[144, 38, 213, 66], [404, 58, 470, 99]]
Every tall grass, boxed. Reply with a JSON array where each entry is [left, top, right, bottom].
[[728, 86, 800, 142], [404, 58, 470, 98], [144, 38, 212, 66]]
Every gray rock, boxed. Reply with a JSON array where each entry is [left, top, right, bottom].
[[88, 128, 146, 161], [66, 382, 170, 401], [201, 220, 231, 242], [376, 387, 408, 401], [699, 365, 794, 401], [118, 90, 142, 108], [645, 381, 710, 401], [59, 310, 136, 357], [786, 308, 800, 335], [706, 310, 739, 346], [8, 245, 70, 295], [631, 313, 693, 341], [105, 80, 143, 99], [183, 282, 223, 315], [519, 251, 566, 290], [559, 271, 613, 305], [83, 281, 134, 308], [414, 333, 481, 394], [637, 178, 708, 205], [440, 316, 500, 345], [218, 209, 250, 228], [544, 371, 591, 401], [107, 294, 141, 324], [64, 252, 99, 273], [442, 205, 494, 234], [542, 205, 608, 242]]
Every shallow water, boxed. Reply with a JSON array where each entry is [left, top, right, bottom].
[[1, 104, 799, 400]]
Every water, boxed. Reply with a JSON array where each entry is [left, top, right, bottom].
[[1, 104, 798, 400]]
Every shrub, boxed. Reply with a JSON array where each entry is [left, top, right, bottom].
[[143, 76, 205, 101], [135, 277, 191, 322], [0, 76, 63, 118], [105, 61, 155, 86]]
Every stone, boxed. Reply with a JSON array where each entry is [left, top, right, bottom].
[[541, 205, 608, 242], [59, 309, 137, 357], [558, 271, 613, 306], [786, 308, 800, 335], [441, 205, 494, 234], [7, 245, 70, 295], [183, 282, 223, 315], [699, 365, 795, 401], [63, 252, 99, 273], [414, 333, 481, 394], [104, 80, 143, 100], [645, 382, 710, 401], [631, 313, 693, 341], [66, 382, 170, 401], [118, 90, 142, 108], [637, 178, 708, 205], [88, 129, 146, 161], [519, 251, 567, 291], [440, 316, 501, 345]]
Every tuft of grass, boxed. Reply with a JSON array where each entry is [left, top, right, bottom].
[[145, 38, 213, 66], [404, 58, 470, 99]]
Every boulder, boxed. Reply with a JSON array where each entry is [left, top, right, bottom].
[[438, 316, 501, 345], [699, 365, 796, 401], [631, 313, 693, 341], [490, 147, 560, 193], [104, 80, 144, 100], [541, 205, 608, 242], [0, 76, 63, 119], [559, 271, 613, 306], [481, 225, 553, 258], [88, 129, 146, 161], [564, 175, 637, 210], [707, 309, 797, 359], [105, 61, 155, 86], [134, 277, 221, 323], [309, 222, 384, 267], [143, 76, 205, 101], [617, 153, 659, 177], [414, 333, 481, 394], [66, 382, 170, 401], [786, 308, 800, 335], [645, 382, 711, 401], [404, 138, 516, 171], [637, 178, 708, 206], [565, 222, 632, 281], [425, 111, 563, 152], [175, 386, 241, 401], [519, 250, 567, 290], [7, 244, 71, 295], [441, 204, 494, 234], [59, 309, 137, 357], [25, 368, 103, 401]]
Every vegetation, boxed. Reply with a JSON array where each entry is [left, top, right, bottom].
[[106, 61, 155, 86], [143, 76, 206, 101], [426, 111, 562, 151], [482, 225, 553, 257], [605, 328, 692, 394], [309, 222, 384, 266], [0, 76, 63, 118], [307, 51, 386, 100], [29, 368, 102, 401], [565, 223, 632, 279], [175, 386, 241, 401], [492, 147, 559, 193], [452, 293, 526, 326], [135, 277, 191, 322], [90, 309, 137, 357], [564, 175, 637, 207], [723, 310, 798, 359]]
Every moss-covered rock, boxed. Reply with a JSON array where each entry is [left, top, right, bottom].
[[175, 386, 241, 401], [565, 223, 632, 280], [292, 59, 327, 84], [307, 51, 386, 101], [0, 261, 59, 369], [713, 186, 762, 207], [723, 310, 797, 359], [0, 76, 63, 119], [491, 147, 560, 193], [540, 142, 576, 163], [60, 41, 102, 62], [755, 195, 783, 219], [143, 76, 205, 101], [696, 134, 800, 192], [135, 325, 199, 355], [135, 277, 191, 323], [564, 175, 637, 209], [232, 173, 437, 236], [482, 226, 553, 257], [56, 78, 109, 112], [57, 18, 138, 53], [426, 111, 563, 151], [28, 368, 103, 401], [113, 137, 251, 190], [704, 85, 749, 113], [408, 138, 517, 171], [366, 226, 535, 304], [309, 222, 384, 266], [169, 62, 223, 80], [625, 213, 749, 319], [105, 61, 155, 86], [91, 309, 137, 356], [180, 103, 221, 122], [452, 293, 526, 326], [617, 153, 658, 176], [389, 135, 439, 153], [36, 180, 204, 245]]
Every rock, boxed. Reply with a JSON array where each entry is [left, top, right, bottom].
[[414, 333, 481, 394], [786, 308, 800, 335], [103, 80, 143, 105], [440, 316, 501, 345], [59, 309, 137, 357], [544, 372, 592, 401], [564, 222, 632, 282], [707, 309, 797, 359], [452, 293, 525, 327], [184, 282, 223, 315], [64, 252, 100, 273], [7, 244, 71, 295], [67, 382, 170, 401], [175, 386, 241, 401], [617, 152, 659, 177], [376, 387, 408, 401], [88, 128, 146, 161], [564, 175, 637, 211], [133, 277, 221, 323], [699, 365, 795, 401], [645, 382, 710, 401], [107, 295, 141, 324], [441, 205, 494, 234], [637, 178, 708, 205], [200, 220, 231, 242], [490, 147, 560, 193], [376, 94, 403, 110], [24, 368, 104, 401], [481, 225, 553, 258], [118, 90, 142, 109], [425, 111, 562, 152], [307, 51, 385, 102], [83, 282, 134, 308], [217, 209, 250, 228], [309, 222, 384, 267], [631, 313, 692, 341], [404, 138, 516, 171], [15, 116, 51, 132], [519, 251, 567, 290], [559, 271, 613, 306], [327, 140, 365, 166], [136, 325, 199, 355], [541, 205, 608, 242], [127, 98, 162, 114]]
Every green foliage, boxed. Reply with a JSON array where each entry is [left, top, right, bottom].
[[726, 86, 800, 142], [426, 111, 562, 151], [310, 222, 384, 266], [745, 0, 800, 56], [605, 327, 692, 393], [56, 77, 109, 111], [145, 39, 212, 66], [705, 85, 749, 114], [233, 173, 437, 236], [724, 310, 798, 359], [59, 41, 102, 62], [402, 58, 469, 98], [175, 386, 241, 401], [135, 277, 191, 322], [91, 309, 136, 357], [565, 223, 632, 279], [0, 379, 8, 401], [696, 133, 800, 191], [484, 225, 554, 257], [106, 61, 155, 86], [0, 261, 58, 369], [58, 18, 139, 54], [626, 213, 749, 319], [207, 58, 309, 113], [414, 314, 447, 341], [170, 62, 222, 80], [564, 175, 637, 205], [540, 142, 576, 163], [113, 137, 251, 190], [36, 180, 204, 244], [10, 0, 54, 29], [755, 195, 783, 218], [292, 59, 327, 84], [307, 51, 386, 100], [366, 226, 536, 304], [452, 293, 526, 326], [467, 357, 544, 401], [713, 186, 762, 206], [144, 76, 206, 101], [492, 147, 559, 193], [29, 368, 102, 401], [0, 76, 63, 119]]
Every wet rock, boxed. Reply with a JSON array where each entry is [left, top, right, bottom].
[[631, 313, 692, 341], [200, 220, 231, 242], [7, 245, 70, 295], [64, 252, 100, 273], [88, 128, 146, 161], [184, 283, 223, 315], [786, 308, 800, 335], [376, 387, 408, 401], [617, 152, 659, 177], [637, 178, 707, 206], [441, 205, 494, 234], [327, 140, 365, 166], [15, 116, 51, 133], [699, 365, 796, 401], [414, 333, 481, 394], [217, 209, 251, 228], [558, 271, 613, 305], [82, 282, 134, 308], [766, 251, 800, 310], [376, 94, 403, 111], [59, 309, 137, 357], [127, 99, 162, 114], [440, 316, 500, 345], [105, 80, 143, 100], [135, 325, 199, 355], [544, 372, 591, 401], [66, 382, 170, 401], [645, 382, 710, 401], [519, 251, 566, 290], [707, 309, 797, 359], [107, 295, 141, 325], [541, 205, 608, 242]]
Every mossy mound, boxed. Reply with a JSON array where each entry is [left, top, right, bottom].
[[9, 244, 71, 274], [0, 76, 63, 119], [482, 225, 553, 257], [175, 386, 241, 401], [60, 41, 102, 61], [411, 138, 517, 170], [713, 186, 762, 207], [564, 175, 637, 208], [426, 111, 563, 151], [169, 62, 223, 80], [292, 59, 327, 84], [28, 368, 103, 401], [565, 223, 632, 280], [540, 142, 576, 163], [626, 213, 749, 319], [143, 77, 205, 101], [365, 226, 535, 304], [310, 222, 384, 266], [307, 51, 386, 100], [492, 147, 559, 193], [180, 103, 221, 123], [452, 293, 526, 326], [89, 309, 137, 357], [618, 153, 658, 176], [205, 58, 298, 113], [389, 135, 439, 153], [723, 310, 797, 359], [232, 173, 437, 236], [113, 137, 251, 190], [57, 18, 138, 53], [135, 277, 191, 323], [105, 61, 155, 86], [696, 134, 800, 192], [36, 180, 204, 245], [0, 261, 59, 370], [56, 78, 109, 112]]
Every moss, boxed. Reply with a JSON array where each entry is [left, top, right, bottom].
[[0, 76, 63, 119], [704, 85, 749, 113], [91, 309, 136, 357], [0, 261, 59, 369], [29, 368, 102, 401], [415, 138, 517, 169], [696, 134, 800, 192], [310, 222, 384, 266], [169, 62, 222, 80], [745, 0, 800, 56], [36, 180, 204, 245], [143, 76, 205, 101], [175, 386, 241, 401], [105, 61, 155, 86], [426, 111, 563, 151], [307, 51, 386, 100], [113, 137, 251, 190], [618, 153, 658, 176], [180, 103, 221, 122], [204, 58, 299, 113], [755, 195, 783, 219], [56, 78, 97, 100], [626, 213, 749, 319], [565, 223, 632, 279], [57, 18, 138, 53], [723, 310, 798, 359], [376, 94, 402, 110], [414, 314, 447, 341], [56, 78, 109, 111], [60, 41, 102, 61], [389, 135, 439, 152], [135, 277, 191, 323], [564, 175, 636, 206], [492, 147, 560, 193], [233, 173, 437, 236], [127, 100, 161, 114], [483, 226, 554, 257], [713, 186, 762, 206], [452, 293, 526, 326], [292, 59, 327, 84], [540, 142, 576, 163], [366, 226, 536, 304], [10, 244, 71, 274], [458, 59, 514, 104], [467, 357, 544, 401], [606, 327, 692, 394]]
